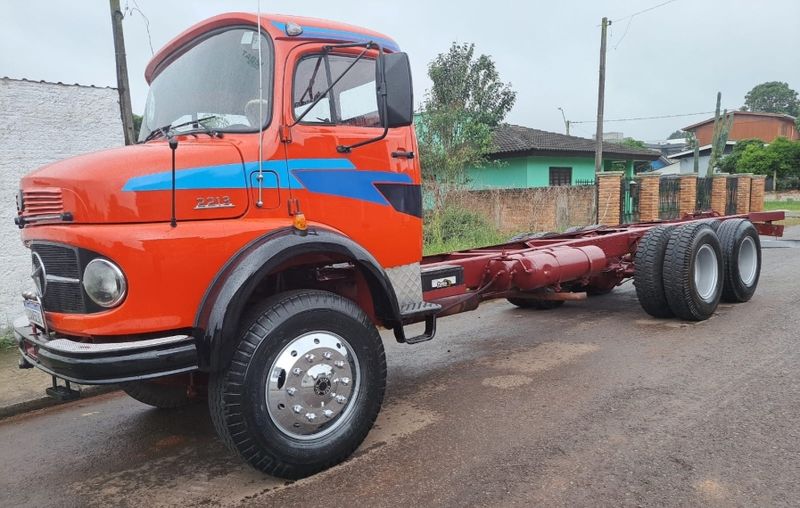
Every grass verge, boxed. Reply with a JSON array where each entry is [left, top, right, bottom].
[[765, 200, 800, 212], [423, 206, 508, 256], [0, 328, 15, 350]]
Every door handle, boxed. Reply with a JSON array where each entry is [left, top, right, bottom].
[[391, 150, 415, 159]]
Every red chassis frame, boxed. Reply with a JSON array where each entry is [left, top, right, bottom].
[[420, 211, 785, 318]]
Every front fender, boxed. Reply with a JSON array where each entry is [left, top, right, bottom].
[[194, 226, 401, 371]]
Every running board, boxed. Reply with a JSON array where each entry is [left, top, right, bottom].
[[394, 302, 441, 344]]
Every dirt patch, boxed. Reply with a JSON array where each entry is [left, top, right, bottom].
[[481, 342, 599, 375]]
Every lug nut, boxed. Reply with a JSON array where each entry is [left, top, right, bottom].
[[334, 360, 345, 369], [292, 367, 303, 376], [335, 395, 347, 404], [287, 387, 297, 396], [323, 409, 334, 419], [305, 412, 316, 422], [292, 405, 303, 414], [323, 351, 332, 360], [305, 353, 315, 363], [340, 377, 350, 386]]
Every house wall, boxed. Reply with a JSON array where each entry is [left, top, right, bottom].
[[0, 78, 124, 326], [467, 155, 597, 189], [692, 116, 798, 145]]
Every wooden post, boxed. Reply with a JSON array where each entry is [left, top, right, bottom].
[[109, 0, 136, 145], [594, 17, 609, 174]]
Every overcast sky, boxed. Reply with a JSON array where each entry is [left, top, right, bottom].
[[2, 0, 798, 141]]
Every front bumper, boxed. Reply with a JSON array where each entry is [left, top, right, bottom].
[[13, 316, 198, 385]]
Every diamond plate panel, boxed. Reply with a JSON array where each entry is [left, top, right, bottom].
[[386, 262, 422, 307]]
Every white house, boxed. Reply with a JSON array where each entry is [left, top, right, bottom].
[[0, 77, 124, 326]]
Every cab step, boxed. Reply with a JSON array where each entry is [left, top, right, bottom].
[[394, 301, 441, 344]]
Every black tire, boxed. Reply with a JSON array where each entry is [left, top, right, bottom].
[[662, 223, 724, 321], [209, 290, 386, 479], [717, 219, 761, 302], [701, 218, 722, 231], [633, 226, 674, 318], [507, 298, 565, 310], [123, 380, 193, 409], [510, 231, 556, 242]]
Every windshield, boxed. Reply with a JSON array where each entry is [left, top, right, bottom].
[[139, 27, 272, 142]]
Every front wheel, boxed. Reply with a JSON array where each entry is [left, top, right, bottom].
[[209, 290, 386, 479]]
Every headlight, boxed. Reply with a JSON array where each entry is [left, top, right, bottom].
[[82, 259, 127, 308]]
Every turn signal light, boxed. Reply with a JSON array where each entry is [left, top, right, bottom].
[[293, 213, 308, 231]]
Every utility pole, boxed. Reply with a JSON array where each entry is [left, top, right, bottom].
[[594, 17, 610, 173], [109, 0, 136, 145], [558, 107, 570, 136]]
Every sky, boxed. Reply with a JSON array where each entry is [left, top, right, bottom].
[[2, 0, 799, 142]]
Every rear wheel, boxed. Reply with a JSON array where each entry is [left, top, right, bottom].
[[662, 222, 724, 321], [507, 298, 565, 310], [633, 226, 674, 318], [717, 219, 761, 302], [209, 290, 386, 479]]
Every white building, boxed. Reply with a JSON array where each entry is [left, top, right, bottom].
[[0, 77, 124, 326]]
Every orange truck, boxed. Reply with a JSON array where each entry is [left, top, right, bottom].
[[13, 12, 784, 478]]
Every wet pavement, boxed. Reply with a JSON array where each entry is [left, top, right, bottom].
[[1, 231, 799, 507]]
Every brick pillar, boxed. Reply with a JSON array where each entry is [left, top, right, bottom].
[[736, 174, 752, 214], [678, 174, 698, 216], [636, 173, 660, 222], [710, 174, 728, 215], [596, 171, 623, 225], [750, 175, 766, 212]]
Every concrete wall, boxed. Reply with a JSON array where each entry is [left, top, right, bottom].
[[0, 78, 124, 326], [467, 155, 597, 189]]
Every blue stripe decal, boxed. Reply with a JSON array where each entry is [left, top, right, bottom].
[[122, 158, 412, 206], [271, 21, 401, 52], [293, 170, 412, 205]]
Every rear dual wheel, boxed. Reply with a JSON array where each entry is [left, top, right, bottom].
[[634, 220, 761, 321]]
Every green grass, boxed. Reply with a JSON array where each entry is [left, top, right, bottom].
[[765, 200, 800, 212], [423, 230, 508, 256], [423, 205, 509, 256], [0, 328, 15, 350]]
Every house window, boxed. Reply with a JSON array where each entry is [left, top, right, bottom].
[[549, 167, 572, 186]]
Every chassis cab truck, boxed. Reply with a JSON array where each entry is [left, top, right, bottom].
[[13, 13, 783, 478]]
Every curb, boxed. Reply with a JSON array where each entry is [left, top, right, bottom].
[[0, 385, 119, 420]]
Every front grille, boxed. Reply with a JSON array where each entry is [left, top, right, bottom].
[[31, 243, 88, 314], [32, 244, 80, 279], [23, 188, 64, 217], [43, 280, 86, 313]]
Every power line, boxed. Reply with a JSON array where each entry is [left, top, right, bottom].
[[609, 0, 680, 50], [571, 110, 719, 124], [611, 0, 680, 23], [124, 0, 154, 55]]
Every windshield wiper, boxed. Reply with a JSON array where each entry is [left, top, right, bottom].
[[141, 115, 219, 143]]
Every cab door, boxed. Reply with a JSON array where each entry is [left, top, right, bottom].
[[281, 43, 422, 267]]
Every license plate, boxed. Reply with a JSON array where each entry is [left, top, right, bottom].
[[24, 299, 46, 330]]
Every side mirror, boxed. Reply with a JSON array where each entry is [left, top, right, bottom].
[[377, 52, 413, 128]]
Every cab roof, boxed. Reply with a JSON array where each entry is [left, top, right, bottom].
[[145, 12, 400, 83]]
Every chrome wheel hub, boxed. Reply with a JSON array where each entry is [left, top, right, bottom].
[[266, 331, 359, 440]]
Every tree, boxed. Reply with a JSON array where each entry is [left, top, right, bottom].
[[417, 43, 516, 204], [132, 114, 142, 140], [725, 137, 800, 189], [743, 81, 799, 117], [716, 138, 764, 174], [667, 129, 684, 140]]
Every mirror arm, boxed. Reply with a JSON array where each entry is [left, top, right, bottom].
[[337, 45, 389, 154]]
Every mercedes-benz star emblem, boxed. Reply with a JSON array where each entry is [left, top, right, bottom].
[[31, 252, 46, 296]]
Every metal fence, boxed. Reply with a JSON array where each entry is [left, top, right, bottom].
[[659, 176, 680, 220], [696, 177, 712, 211], [573, 178, 596, 187], [620, 178, 640, 224], [726, 177, 738, 215]]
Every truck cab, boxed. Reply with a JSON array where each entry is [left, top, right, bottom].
[[15, 13, 434, 478]]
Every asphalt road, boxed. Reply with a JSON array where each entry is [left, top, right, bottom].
[[2, 232, 799, 507]]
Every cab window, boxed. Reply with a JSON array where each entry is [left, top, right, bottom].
[[293, 54, 380, 127]]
